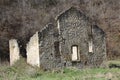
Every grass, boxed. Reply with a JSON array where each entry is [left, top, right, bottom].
[[0, 58, 120, 80], [108, 60, 120, 68]]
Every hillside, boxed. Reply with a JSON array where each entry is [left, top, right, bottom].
[[0, 0, 120, 61]]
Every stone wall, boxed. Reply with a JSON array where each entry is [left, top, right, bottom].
[[57, 7, 91, 68], [9, 39, 20, 65], [57, 7, 106, 68], [26, 7, 106, 69], [89, 25, 106, 67], [38, 24, 62, 70], [26, 32, 40, 67]]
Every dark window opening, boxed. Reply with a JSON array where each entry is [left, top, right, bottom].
[[54, 41, 60, 58]]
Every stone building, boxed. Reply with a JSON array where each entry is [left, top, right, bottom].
[[27, 7, 106, 70]]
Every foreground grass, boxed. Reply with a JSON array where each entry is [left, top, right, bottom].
[[0, 59, 120, 80]]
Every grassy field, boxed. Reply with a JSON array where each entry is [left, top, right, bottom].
[[0, 59, 120, 80]]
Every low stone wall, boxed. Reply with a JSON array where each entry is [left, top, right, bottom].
[[9, 39, 20, 65]]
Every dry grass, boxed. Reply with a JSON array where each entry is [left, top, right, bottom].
[[0, 59, 120, 80]]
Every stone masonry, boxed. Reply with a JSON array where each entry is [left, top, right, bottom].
[[26, 7, 106, 70]]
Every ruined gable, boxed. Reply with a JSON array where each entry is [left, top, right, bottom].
[[56, 7, 91, 28], [56, 7, 106, 68]]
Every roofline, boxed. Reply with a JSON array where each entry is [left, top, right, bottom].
[[55, 6, 93, 23], [55, 6, 85, 21]]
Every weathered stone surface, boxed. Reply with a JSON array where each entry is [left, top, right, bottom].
[[38, 24, 61, 70], [57, 7, 106, 68], [90, 25, 106, 67], [9, 39, 20, 65], [26, 32, 40, 67], [27, 7, 106, 70], [57, 7, 90, 68]]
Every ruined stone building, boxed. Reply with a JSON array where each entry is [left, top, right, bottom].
[[10, 7, 106, 69]]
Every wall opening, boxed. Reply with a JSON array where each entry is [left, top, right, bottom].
[[54, 41, 60, 58], [88, 25, 93, 53], [71, 45, 79, 61], [89, 40, 93, 53]]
